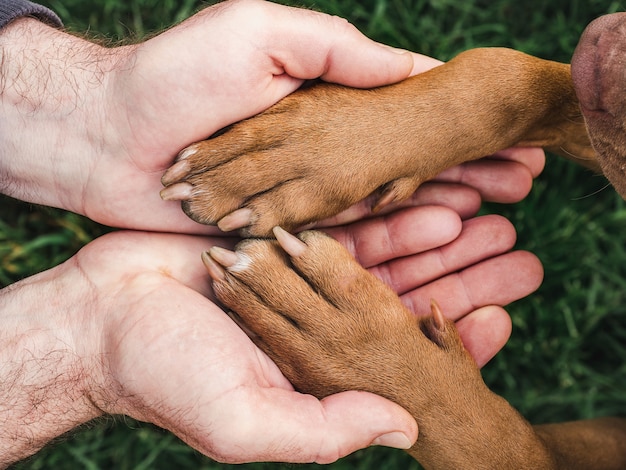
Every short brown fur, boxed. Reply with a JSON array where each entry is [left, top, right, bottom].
[[209, 232, 626, 469], [162, 48, 598, 236], [168, 44, 626, 468]]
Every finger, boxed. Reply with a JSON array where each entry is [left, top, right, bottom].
[[126, 200, 224, 234], [455, 305, 512, 368], [307, 148, 543, 228], [404, 182, 482, 219], [432, 147, 545, 203], [314, 182, 482, 228], [324, 205, 463, 269], [408, 52, 443, 75], [203, 387, 417, 464], [401, 250, 544, 319], [492, 147, 546, 178], [434, 157, 537, 203], [369, 215, 517, 294], [252, 1, 415, 87]]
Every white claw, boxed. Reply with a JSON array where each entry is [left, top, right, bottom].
[[160, 182, 193, 201], [177, 145, 198, 161]]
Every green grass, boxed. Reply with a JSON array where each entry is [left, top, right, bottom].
[[5, 0, 626, 468]]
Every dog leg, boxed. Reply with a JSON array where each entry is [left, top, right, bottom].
[[535, 418, 626, 469], [162, 47, 596, 236], [204, 229, 626, 469]]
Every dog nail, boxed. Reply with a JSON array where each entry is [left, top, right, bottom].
[[161, 160, 190, 185], [218, 208, 253, 232], [208, 246, 239, 268], [176, 145, 198, 161], [201, 251, 226, 280], [430, 299, 446, 330], [273, 226, 307, 257], [160, 182, 193, 201], [371, 190, 396, 213], [371, 431, 413, 450]]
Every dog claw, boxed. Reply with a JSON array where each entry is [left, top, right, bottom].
[[273, 226, 307, 257], [161, 160, 190, 185], [160, 182, 193, 201], [430, 299, 446, 330], [217, 208, 254, 232], [371, 189, 398, 213], [176, 145, 198, 161], [419, 299, 451, 348], [373, 178, 421, 212], [208, 246, 239, 268], [202, 251, 226, 281]]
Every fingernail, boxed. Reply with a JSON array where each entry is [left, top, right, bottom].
[[201, 251, 226, 281], [383, 45, 410, 55], [161, 160, 190, 185], [160, 182, 193, 201], [273, 226, 307, 257], [208, 246, 239, 268], [371, 431, 413, 450], [217, 208, 253, 232]]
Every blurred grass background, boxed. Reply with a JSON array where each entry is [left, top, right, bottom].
[[5, 0, 626, 468]]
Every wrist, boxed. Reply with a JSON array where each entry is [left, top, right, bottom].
[[0, 18, 121, 215], [0, 261, 105, 465]]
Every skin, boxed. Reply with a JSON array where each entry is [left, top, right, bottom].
[[0, 0, 544, 465]]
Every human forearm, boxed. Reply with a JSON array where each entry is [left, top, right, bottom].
[[0, 17, 125, 214], [0, 264, 104, 465]]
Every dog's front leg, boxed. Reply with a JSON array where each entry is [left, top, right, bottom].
[[204, 230, 626, 470], [160, 47, 598, 236]]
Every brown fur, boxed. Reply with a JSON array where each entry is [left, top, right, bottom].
[[208, 232, 626, 469], [168, 15, 626, 469], [162, 47, 598, 237]]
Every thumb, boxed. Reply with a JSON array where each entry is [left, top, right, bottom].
[[313, 390, 418, 463], [202, 387, 417, 464], [252, 1, 415, 87]]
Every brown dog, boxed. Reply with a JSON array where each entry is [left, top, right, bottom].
[[165, 13, 626, 470]]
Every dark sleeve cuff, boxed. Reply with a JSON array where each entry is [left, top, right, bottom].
[[0, 0, 62, 30]]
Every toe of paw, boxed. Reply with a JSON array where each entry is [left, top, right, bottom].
[[176, 144, 201, 162], [374, 177, 423, 211], [181, 200, 220, 225]]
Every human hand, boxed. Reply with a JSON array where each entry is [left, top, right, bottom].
[[0, 0, 433, 232], [314, 146, 545, 228], [0, 205, 541, 465], [0, 0, 545, 234]]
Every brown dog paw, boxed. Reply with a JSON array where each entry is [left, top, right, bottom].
[[160, 82, 425, 237], [203, 228, 479, 406]]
